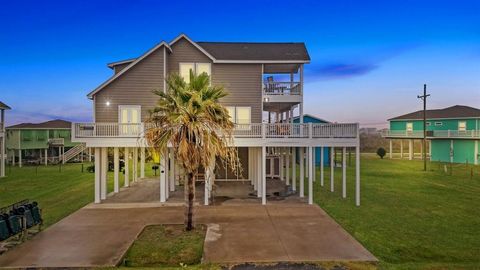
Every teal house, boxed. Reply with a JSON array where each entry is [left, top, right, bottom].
[[293, 114, 331, 165], [383, 105, 480, 164]]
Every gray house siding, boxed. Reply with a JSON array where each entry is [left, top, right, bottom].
[[167, 38, 212, 74], [212, 64, 262, 123], [113, 62, 132, 74], [94, 48, 165, 122]]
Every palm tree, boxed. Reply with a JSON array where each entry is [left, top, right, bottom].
[[145, 71, 240, 231]]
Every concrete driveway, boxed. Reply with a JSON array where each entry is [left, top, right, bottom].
[[0, 204, 376, 268]]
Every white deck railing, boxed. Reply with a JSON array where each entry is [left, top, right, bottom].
[[433, 130, 480, 138], [263, 82, 301, 95], [48, 138, 65, 145], [73, 122, 359, 139], [382, 129, 480, 139]]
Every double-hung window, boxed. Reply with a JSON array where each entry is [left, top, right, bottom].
[[179, 63, 211, 83], [406, 122, 413, 132], [458, 121, 466, 132], [226, 106, 251, 125]]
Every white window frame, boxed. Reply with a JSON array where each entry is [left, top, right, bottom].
[[179, 63, 195, 83], [225, 106, 251, 126], [118, 105, 141, 123], [435, 122, 443, 126], [458, 121, 466, 132], [195, 63, 211, 77]]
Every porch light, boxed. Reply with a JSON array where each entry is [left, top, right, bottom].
[[106, 101, 111, 106], [263, 97, 270, 102]]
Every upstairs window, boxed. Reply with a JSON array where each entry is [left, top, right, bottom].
[[179, 63, 211, 84], [406, 122, 413, 132], [458, 121, 466, 131], [226, 106, 251, 124], [435, 122, 443, 126]]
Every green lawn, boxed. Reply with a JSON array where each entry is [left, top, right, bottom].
[[124, 225, 207, 268], [314, 154, 480, 269], [0, 162, 158, 227]]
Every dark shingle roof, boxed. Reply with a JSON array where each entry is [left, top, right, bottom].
[[389, 105, 480, 121], [196, 42, 310, 61], [7, 119, 71, 129], [0, 101, 11, 110]]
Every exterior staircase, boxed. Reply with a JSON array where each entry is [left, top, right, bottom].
[[60, 143, 87, 164]]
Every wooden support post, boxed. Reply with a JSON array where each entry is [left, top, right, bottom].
[[292, 147, 296, 191], [100, 147, 107, 200], [356, 146, 361, 206]]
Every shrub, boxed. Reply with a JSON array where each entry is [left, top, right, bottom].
[[86, 165, 95, 173], [377, 147, 386, 159]]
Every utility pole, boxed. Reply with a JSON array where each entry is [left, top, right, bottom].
[[417, 84, 430, 171]]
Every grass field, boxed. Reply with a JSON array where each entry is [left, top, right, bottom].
[[124, 225, 206, 267], [315, 154, 480, 269], [0, 162, 158, 227]]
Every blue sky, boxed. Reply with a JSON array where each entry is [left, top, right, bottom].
[[1, 0, 479, 127]]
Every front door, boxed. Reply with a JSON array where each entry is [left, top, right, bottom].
[[119, 105, 141, 135]]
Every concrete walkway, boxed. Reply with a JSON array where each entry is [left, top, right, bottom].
[[0, 204, 376, 268]]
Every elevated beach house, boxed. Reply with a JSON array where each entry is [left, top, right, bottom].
[[6, 119, 86, 166], [72, 34, 361, 205], [383, 105, 480, 164], [0, 101, 11, 178]]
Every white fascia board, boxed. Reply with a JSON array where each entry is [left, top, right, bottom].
[[169, 34, 216, 62], [213, 60, 310, 64]]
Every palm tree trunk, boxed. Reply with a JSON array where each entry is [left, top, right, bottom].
[[184, 172, 196, 231]]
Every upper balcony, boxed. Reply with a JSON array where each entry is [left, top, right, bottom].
[[382, 129, 480, 139], [72, 122, 359, 147]]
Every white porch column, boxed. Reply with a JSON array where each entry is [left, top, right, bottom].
[[100, 147, 108, 200], [18, 149, 22, 168], [88, 147, 92, 162], [280, 148, 284, 181], [12, 150, 15, 166], [133, 148, 138, 181], [330, 147, 334, 192], [308, 146, 313, 204], [124, 147, 130, 187], [320, 147, 324, 186], [94, 147, 101, 203], [257, 148, 262, 197], [355, 145, 361, 206], [292, 147, 296, 191], [253, 148, 257, 191], [248, 148, 253, 185], [0, 139, 4, 178], [169, 149, 175, 191], [140, 147, 145, 179], [114, 147, 119, 193], [285, 148, 290, 185], [408, 139, 413, 160], [164, 151, 169, 199], [342, 147, 347, 199], [299, 147, 304, 197], [420, 141, 423, 159], [389, 140, 393, 159], [450, 140, 454, 163], [262, 146, 267, 205], [204, 166, 210, 206], [400, 140, 403, 158], [44, 148, 48, 166], [312, 147, 316, 182], [160, 153, 166, 202]]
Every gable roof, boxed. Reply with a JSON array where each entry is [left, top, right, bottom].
[[389, 105, 480, 121], [87, 41, 172, 99], [7, 119, 71, 129], [107, 58, 137, 69], [0, 101, 11, 110], [197, 42, 310, 62]]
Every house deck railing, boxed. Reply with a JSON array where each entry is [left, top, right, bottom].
[[72, 122, 359, 139], [382, 129, 480, 138], [263, 82, 301, 95]]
